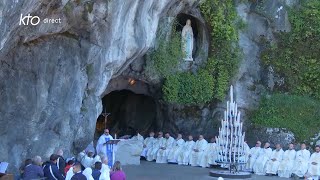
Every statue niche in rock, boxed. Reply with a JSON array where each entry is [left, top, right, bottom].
[[182, 19, 194, 61]]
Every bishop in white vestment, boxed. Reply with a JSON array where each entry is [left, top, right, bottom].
[[292, 143, 310, 178], [253, 142, 272, 175], [266, 144, 284, 175], [189, 135, 208, 166], [177, 135, 195, 165], [278, 143, 296, 178], [167, 134, 185, 163], [156, 132, 175, 163]]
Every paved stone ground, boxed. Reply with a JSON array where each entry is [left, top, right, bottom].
[[123, 161, 288, 180]]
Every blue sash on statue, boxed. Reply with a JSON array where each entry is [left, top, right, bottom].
[[105, 137, 113, 167]]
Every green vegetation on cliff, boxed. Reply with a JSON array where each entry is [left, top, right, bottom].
[[253, 0, 320, 141], [261, 0, 320, 99], [148, 0, 240, 105], [200, 0, 240, 100], [252, 94, 320, 141]]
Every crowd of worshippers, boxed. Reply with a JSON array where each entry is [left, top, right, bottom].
[[18, 148, 125, 180], [140, 131, 320, 180]]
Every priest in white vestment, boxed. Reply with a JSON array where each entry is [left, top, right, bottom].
[[167, 134, 185, 163], [253, 142, 272, 175], [189, 135, 208, 166], [199, 137, 218, 168], [177, 135, 195, 165], [278, 143, 296, 178], [146, 132, 164, 161], [247, 141, 262, 171], [306, 145, 320, 180], [266, 144, 284, 175], [156, 132, 175, 163], [96, 129, 114, 167], [292, 143, 310, 178], [141, 132, 155, 158]]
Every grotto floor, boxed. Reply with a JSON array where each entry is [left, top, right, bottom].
[[123, 160, 288, 180]]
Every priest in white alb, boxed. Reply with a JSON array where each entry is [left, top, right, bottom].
[[247, 141, 262, 171], [265, 144, 284, 176], [306, 145, 320, 180], [141, 132, 155, 158], [156, 132, 175, 163], [292, 143, 310, 178], [278, 143, 296, 178], [199, 137, 218, 168], [177, 135, 195, 165], [189, 135, 208, 166], [146, 132, 164, 161], [96, 129, 114, 167], [253, 142, 272, 175], [167, 133, 185, 163]]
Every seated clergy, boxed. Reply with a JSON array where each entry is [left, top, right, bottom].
[[189, 135, 208, 166], [141, 132, 155, 158], [253, 142, 272, 175], [306, 145, 320, 180], [177, 135, 195, 165], [278, 143, 296, 178], [292, 143, 310, 178], [156, 132, 175, 163], [247, 141, 262, 171], [266, 144, 284, 176], [199, 137, 218, 168], [146, 132, 164, 161], [167, 133, 185, 163]]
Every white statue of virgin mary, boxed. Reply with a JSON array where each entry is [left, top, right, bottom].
[[181, 19, 194, 61]]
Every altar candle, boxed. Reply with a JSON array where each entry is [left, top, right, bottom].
[[115, 134, 117, 139]]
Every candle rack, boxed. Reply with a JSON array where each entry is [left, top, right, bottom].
[[210, 86, 251, 178]]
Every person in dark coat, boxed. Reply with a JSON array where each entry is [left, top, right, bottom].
[[56, 149, 66, 176], [71, 162, 86, 180], [22, 159, 44, 180], [43, 154, 65, 180]]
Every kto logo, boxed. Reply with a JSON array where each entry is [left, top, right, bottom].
[[19, 14, 40, 26]]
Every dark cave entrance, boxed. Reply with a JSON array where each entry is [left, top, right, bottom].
[[95, 90, 158, 139]]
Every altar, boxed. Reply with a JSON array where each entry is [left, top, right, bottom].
[[113, 139, 143, 165]]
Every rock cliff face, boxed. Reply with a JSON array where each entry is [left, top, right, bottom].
[[0, 0, 198, 172], [0, 0, 298, 172]]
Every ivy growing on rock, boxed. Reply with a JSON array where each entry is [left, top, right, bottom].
[[200, 0, 240, 100], [149, 0, 240, 105], [261, 0, 320, 99], [252, 94, 320, 141], [163, 70, 215, 105], [149, 24, 182, 78]]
